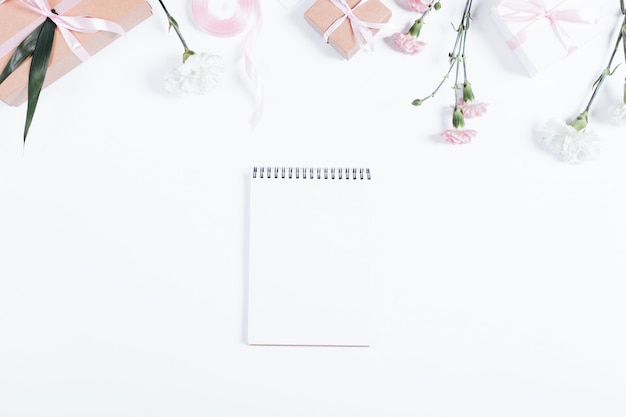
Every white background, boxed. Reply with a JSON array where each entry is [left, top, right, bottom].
[[1, 0, 626, 416]]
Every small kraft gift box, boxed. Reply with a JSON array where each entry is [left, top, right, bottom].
[[305, 0, 392, 59], [0, 0, 153, 106], [490, 0, 601, 77]]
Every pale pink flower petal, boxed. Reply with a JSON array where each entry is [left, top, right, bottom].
[[442, 129, 477, 145], [392, 33, 427, 54], [458, 99, 488, 118], [406, 0, 431, 13]]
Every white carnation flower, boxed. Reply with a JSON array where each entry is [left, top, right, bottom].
[[541, 118, 601, 164], [165, 52, 225, 96], [609, 104, 626, 125]]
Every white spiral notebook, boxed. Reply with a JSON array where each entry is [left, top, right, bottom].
[[247, 167, 374, 347]]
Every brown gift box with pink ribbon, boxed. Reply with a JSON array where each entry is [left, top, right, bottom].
[[0, 0, 152, 106], [304, 0, 391, 59]]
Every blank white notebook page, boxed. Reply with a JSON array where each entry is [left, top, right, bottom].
[[247, 167, 374, 347]]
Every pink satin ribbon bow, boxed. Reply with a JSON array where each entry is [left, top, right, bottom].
[[496, 0, 598, 54], [325, 0, 386, 53], [0, 0, 125, 62]]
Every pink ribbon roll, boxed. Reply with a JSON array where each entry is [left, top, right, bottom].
[[192, 0, 263, 126], [191, 0, 257, 37], [496, 0, 599, 54], [0, 0, 125, 62]]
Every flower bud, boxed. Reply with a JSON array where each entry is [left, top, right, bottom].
[[409, 19, 424, 38], [462, 81, 475, 102], [623, 77, 626, 105], [571, 111, 588, 131], [452, 105, 465, 128], [434, 1, 441, 10], [412, 98, 423, 106]]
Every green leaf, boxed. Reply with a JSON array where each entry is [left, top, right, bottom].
[[167, 15, 180, 32], [24, 17, 56, 143], [0, 21, 44, 85]]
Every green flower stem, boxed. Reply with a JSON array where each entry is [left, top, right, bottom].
[[582, 12, 626, 115], [623, 8, 626, 104], [460, 1, 471, 84], [156, 0, 195, 62], [456, 0, 472, 103], [412, 59, 456, 106], [454, 47, 462, 103], [412, 0, 473, 106]]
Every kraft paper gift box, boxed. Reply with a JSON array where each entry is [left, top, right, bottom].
[[490, 0, 600, 77], [0, 0, 152, 106], [304, 0, 392, 60]]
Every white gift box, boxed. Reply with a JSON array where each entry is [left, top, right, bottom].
[[490, 0, 601, 77]]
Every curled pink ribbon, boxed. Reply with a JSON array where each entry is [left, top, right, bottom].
[[496, 0, 599, 54], [192, 0, 263, 126], [325, 0, 386, 53], [0, 0, 125, 62]]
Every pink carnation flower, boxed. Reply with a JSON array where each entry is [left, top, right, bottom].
[[442, 129, 477, 145], [457, 99, 488, 118], [406, 0, 431, 13], [393, 33, 427, 54]]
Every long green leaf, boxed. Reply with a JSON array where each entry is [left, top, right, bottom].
[[24, 17, 56, 142], [0, 22, 43, 85]]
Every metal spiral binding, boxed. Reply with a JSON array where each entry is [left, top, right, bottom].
[[253, 167, 371, 180]]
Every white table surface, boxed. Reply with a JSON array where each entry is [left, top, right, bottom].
[[1, 1, 626, 416]]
